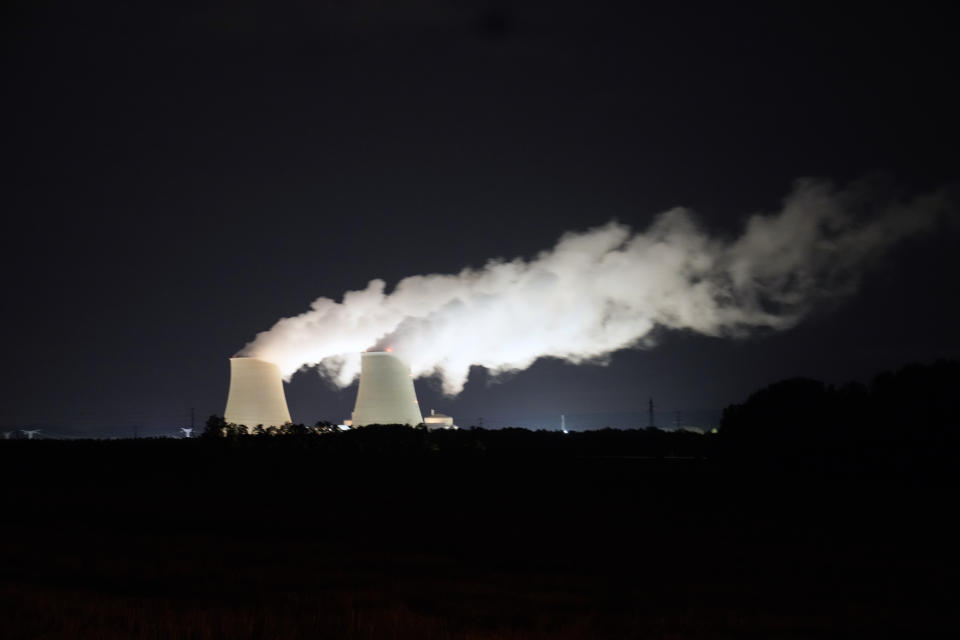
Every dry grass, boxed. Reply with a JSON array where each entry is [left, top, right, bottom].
[[2, 527, 948, 639], [1, 446, 955, 638]]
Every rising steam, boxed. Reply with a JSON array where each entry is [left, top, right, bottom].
[[241, 178, 949, 393]]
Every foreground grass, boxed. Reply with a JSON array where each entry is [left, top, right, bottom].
[[1, 441, 956, 638], [3, 535, 923, 640]]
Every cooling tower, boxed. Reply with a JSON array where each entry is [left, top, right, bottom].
[[224, 357, 292, 427], [351, 351, 423, 427]]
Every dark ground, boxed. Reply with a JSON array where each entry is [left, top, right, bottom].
[[1, 436, 956, 639]]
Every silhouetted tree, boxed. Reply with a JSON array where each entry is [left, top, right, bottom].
[[201, 415, 227, 439], [313, 420, 338, 433], [285, 422, 309, 436], [719, 360, 960, 469]]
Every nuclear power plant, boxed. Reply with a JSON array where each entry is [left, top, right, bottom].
[[349, 351, 424, 426], [224, 357, 292, 427], [223, 350, 456, 429]]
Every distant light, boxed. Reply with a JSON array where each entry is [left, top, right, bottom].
[[562, 429, 569, 434], [385, 347, 393, 352], [337, 424, 351, 431]]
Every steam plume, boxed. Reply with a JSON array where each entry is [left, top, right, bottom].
[[241, 178, 949, 393]]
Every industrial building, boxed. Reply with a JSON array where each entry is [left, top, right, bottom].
[[423, 409, 457, 430], [224, 356, 292, 427]]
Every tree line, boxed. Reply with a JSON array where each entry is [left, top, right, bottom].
[[719, 359, 959, 469], [195, 359, 958, 468]]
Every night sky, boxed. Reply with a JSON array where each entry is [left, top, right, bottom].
[[3, 2, 958, 436]]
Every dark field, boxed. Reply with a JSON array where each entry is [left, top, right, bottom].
[[1, 435, 956, 638]]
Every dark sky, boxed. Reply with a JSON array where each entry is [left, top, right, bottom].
[[3, 1, 958, 435]]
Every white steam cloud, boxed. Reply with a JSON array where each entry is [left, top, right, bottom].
[[241, 179, 949, 393]]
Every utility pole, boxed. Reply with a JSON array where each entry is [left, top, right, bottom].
[[648, 397, 654, 428]]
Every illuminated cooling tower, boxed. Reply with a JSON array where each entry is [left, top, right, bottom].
[[350, 351, 423, 427], [224, 357, 292, 427]]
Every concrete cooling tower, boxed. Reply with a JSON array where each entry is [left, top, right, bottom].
[[350, 351, 423, 427], [224, 357, 292, 427]]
